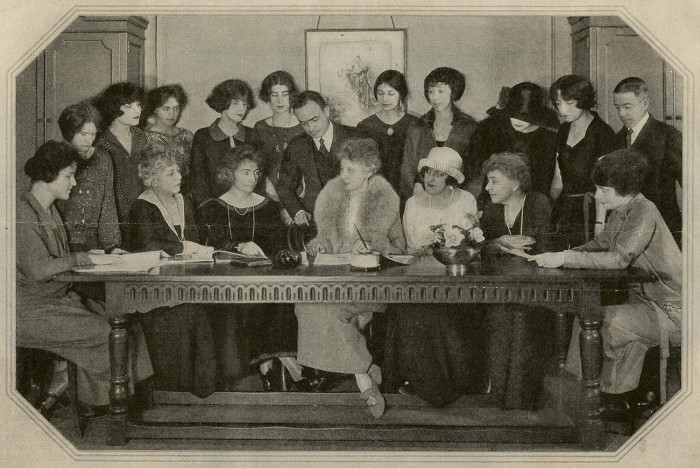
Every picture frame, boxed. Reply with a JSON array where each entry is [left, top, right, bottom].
[[305, 29, 407, 125]]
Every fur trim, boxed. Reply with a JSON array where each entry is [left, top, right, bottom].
[[313, 175, 403, 254]]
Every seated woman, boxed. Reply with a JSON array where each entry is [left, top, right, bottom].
[[127, 142, 217, 397], [199, 145, 304, 391], [383, 147, 487, 407], [481, 152, 555, 410], [17, 141, 113, 415], [57, 102, 122, 253], [190, 79, 259, 208], [141, 84, 194, 194], [531, 149, 681, 417], [297, 138, 405, 418]]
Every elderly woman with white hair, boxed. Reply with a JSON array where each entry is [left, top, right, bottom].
[[127, 141, 218, 397], [384, 147, 488, 407], [297, 138, 406, 418]]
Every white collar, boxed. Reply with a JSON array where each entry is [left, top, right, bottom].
[[629, 112, 649, 144], [313, 121, 334, 151], [138, 189, 186, 240]]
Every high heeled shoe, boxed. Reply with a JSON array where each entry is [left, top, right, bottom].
[[360, 381, 385, 419], [259, 359, 288, 392], [368, 364, 382, 386]]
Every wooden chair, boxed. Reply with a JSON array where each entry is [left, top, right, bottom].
[[582, 192, 596, 243]]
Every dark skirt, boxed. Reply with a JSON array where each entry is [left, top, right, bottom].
[[486, 304, 556, 410], [383, 304, 487, 407], [139, 304, 218, 398], [551, 194, 593, 251]]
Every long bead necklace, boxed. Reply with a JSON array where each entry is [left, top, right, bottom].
[[506, 194, 526, 236], [429, 187, 455, 224]]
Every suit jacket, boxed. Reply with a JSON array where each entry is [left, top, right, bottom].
[[614, 114, 682, 244], [276, 122, 365, 217]]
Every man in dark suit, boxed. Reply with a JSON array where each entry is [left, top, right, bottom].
[[612, 77, 682, 247], [277, 90, 365, 226]]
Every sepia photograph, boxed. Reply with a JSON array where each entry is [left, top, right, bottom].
[[1, 0, 698, 466]]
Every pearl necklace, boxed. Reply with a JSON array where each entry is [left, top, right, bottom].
[[428, 187, 455, 220]]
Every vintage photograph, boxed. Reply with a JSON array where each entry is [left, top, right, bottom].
[[1, 1, 697, 466]]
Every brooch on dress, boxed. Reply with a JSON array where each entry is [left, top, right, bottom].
[[387, 127, 394, 136]]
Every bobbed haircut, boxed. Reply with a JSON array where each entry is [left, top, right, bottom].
[[93, 81, 145, 128], [205, 79, 256, 114], [592, 149, 649, 196], [290, 90, 327, 111], [613, 77, 648, 97], [259, 70, 299, 103], [138, 141, 179, 187], [145, 84, 188, 115], [216, 145, 263, 189], [549, 75, 596, 110], [482, 151, 532, 192], [336, 138, 381, 174], [373, 70, 409, 105], [417, 167, 459, 187], [24, 140, 79, 184], [58, 102, 100, 141], [424, 67, 466, 102]]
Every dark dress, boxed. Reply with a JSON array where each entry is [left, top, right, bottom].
[[357, 113, 420, 195], [552, 113, 616, 249], [127, 192, 217, 397], [480, 192, 555, 410], [252, 119, 305, 188], [469, 115, 557, 208], [189, 119, 259, 208], [199, 196, 297, 374]]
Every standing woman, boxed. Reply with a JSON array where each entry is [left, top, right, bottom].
[[480, 152, 555, 410], [57, 102, 121, 253], [142, 84, 194, 194], [383, 147, 487, 407], [199, 146, 304, 391], [357, 70, 419, 196], [190, 79, 258, 208], [253, 70, 304, 211], [92, 82, 147, 242], [549, 75, 616, 248], [297, 138, 405, 418], [127, 142, 218, 397], [399, 67, 477, 204]]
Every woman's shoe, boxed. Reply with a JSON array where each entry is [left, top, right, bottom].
[[360, 382, 385, 419], [78, 403, 109, 419], [259, 359, 283, 392], [368, 364, 382, 386], [398, 381, 416, 396]]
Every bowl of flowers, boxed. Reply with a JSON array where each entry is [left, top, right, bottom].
[[429, 213, 485, 275]]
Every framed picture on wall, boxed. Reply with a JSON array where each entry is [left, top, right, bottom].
[[305, 29, 407, 126]]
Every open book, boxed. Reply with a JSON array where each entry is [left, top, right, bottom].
[[212, 250, 272, 267], [72, 247, 217, 273]]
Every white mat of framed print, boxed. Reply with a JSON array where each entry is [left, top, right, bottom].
[[305, 29, 406, 126]]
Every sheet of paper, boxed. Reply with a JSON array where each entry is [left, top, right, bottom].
[[384, 255, 414, 265], [499, 246, 534, 260], [311, 253, 350, 265], [73, 251, 165, 273]]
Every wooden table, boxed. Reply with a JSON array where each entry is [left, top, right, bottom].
[[59, 255, 653, 449]]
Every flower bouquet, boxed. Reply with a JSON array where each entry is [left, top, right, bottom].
[[429, 213, 485, 274]]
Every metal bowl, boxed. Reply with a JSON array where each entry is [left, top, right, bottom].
[[432, 246, 480, 275]]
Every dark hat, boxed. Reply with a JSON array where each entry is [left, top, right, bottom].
[[496, 82, 558, 129]]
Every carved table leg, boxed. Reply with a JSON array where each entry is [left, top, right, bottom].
[[105, 284, 129, 446], [578, 284, 605, 450], [555, 309, 570, 375]]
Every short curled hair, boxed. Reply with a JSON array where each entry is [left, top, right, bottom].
[[613, 77, 648, 98], [592, 149, 649, 196], [418, 167, 459, 187], [144, 84, 188, 120], [216, 145, 263, 189], [138, 142, 179, 187], [93, 82, 145, 128], [259, 71, 299, 103], [24, 140, 79, 184], [374, 70, 409, 106], [549, 75, 596, 110], [205, 79, 256, 114], [424, 67, 466, 102], [482, 151, 532, 192], [58, 102, 100, 141], [336, 138, 381, 174], [290, 90, 327, 111]]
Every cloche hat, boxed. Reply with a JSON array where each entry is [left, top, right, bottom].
[[492, 82, 558, 129], [417, 147, 465, 184]]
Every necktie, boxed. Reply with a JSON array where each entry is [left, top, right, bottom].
[[626, 127, 633, 148], [316, 137, 334, 184], [318, 138, 329, 156]]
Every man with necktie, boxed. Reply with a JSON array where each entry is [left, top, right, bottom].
[[277, 91, 365, 226], [612, 77, 683, 247]]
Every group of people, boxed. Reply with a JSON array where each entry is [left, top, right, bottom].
[[16, 66, 682, 423]]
